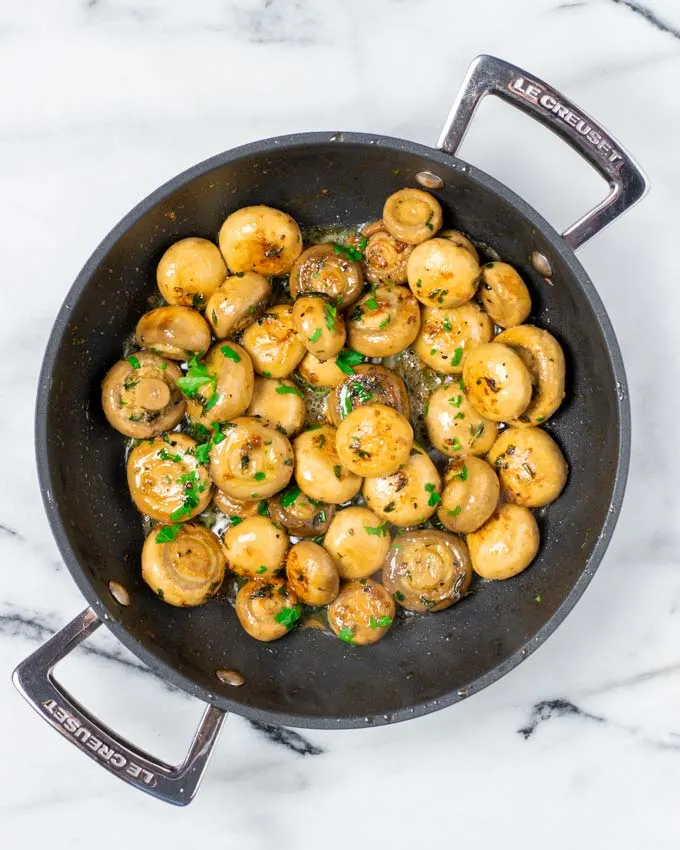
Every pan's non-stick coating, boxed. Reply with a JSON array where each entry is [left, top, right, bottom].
[[37, 134, 628, 728]]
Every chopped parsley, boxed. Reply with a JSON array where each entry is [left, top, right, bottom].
[[369, 615, 393, 629], [194, 442, 211, 465], [211, 422, 226, 444], [452, 463, 468, 482], [447, 505, 462, 517], [451, 347, 463, 367], [430, 348, 437, 356], [257, 565, 268, 574], [449, 394, 463, 408], [364, 295, 380, 311], [169, 470, 207, 521], [535, 594, 542, 603], [324, 302, 337, 331], [469, 423, 484, 443], [424, 482, 441, 507], [341, 395, 353, 418], [155, 524, 182, 543], [443, 318, 452, 331], [229, 515, 243, 526], [450, 437, 462, 451], [253, 471, 266, 481], [275, 381, 303, 397], [176, 353, 216, 399], [127, 355, 141, 369], [308, 328, 322, 343], [280, 487, 301, 509], [350, 382, 374, 404], [220, 345, 241, 363], [394, 590, 405, 602], [337, 626, 356, 644], [425, 210, 434, 230], [274, 605, 302, 630], [379, 316, 390, 330], [333, 464, 342, 479], [158, 448, 182, 462], [364, 522, 389, 537], [454, 412, 465, 420], [334, 242, 364, 262], [335, 349, 364, 375], [257, 500, 269, 516]]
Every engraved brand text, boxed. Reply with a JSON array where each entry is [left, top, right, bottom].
[[42, 699, 156, 786], [510, 77, 623, 169]]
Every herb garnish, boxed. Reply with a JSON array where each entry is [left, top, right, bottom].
[[221, 345, 241, 363], [253, 471, 266, 481], [257, 565, 268, 574], [452, 463, 468, 482], [369, 615, 393, 629], [337, 626, 356, 644], [334, 242, 364, 262], [451, 347, 463, 367], [324, 302, 337, 331], [229, 515, 243, 526], [447, 505, 462, 517], [364, 522, 389, 537], [308, 328, 322, 343], [156, 524, 182, 543], [177, 353, 216, 399], [333, 465, 342, 479], [424, 482, 441, 507], [158, 448, 182, 462], [275, 605, 302, 630], [127, 355, 141, 369], [275, 381, 303, 397], [335, 349, 364, 375], [280, 487, 300, 509]]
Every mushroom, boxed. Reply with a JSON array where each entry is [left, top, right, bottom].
[[246, 377, 306, 436], [382, 188, 443, 244], [286, 541, 340, 606], [462, 342, 533, 422], [327, 579, 396, 645], [425, 384, 497, 458], [102, 351, 185, 439], [407, 238, 481, 308], [494, 325, 566, 426], [438, 229, 479, 261], [362, 444, 441, 527], [437, 457, 500, 533], [156, 237, 227, 307], [335, 404, 413, 477], [297, 351, 347, 389], [127, 434, 212, 522], [293, 425, 362, 504], [209, 416, 294, 500], [213, 488, 263, 519], [383, 530, 472, 613], [414, 302, 493, 375], [142, 522, 225, 607], [326, 364, 410, 427], [479, 262, 531, 328], [467, 503, 540, 580], [323, 506, 392, 580], [218, 205, 303, 276], [205, 272, 271, 339], [292, 294, 346, 362], [135, 306, 212, 360], [361, 219, 414, 285], [268, 486, 335, 537], [240, 304, 306, 378], [487, 427, 568, 507], [222, 515, 289, 578], [289, 244, 363, 308], [347, 284, 421, 357], [235, 578, 301, 641], [182, 342, 254, 427]]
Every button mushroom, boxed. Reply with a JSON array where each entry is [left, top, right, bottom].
[[335, 404, 413, 477], [102, 351, 185, 439], [205, 272, 271, 339], [156, 237, 227, 307], [286, 541, 339, 606], [297, 351, 347, 389], [363, 444, 441, 527], [142, 522, 225, 606], [438, 229, 479, 261], [292, 294, 346, 362], [425, 384, 497, 458], [222, 515, 289, 578], [181, 342, 254, 427], [347, 284, 421, 358], [462, 342, 533, 422], [414, 302, 492, 375], [218, 205, 303, 276], [437, 457, 500, 533], [289, 244, 363, 308], [135, 306, 212, 360], [246, 377, 306, 436], [382, 188, 442, 244], [326, 364, 410, 427], [467, 503, 540, 580], [407, 237, 481, 308], [327, 579, 395, 645], [209, 416, 294, 500], [268, 486, 335, 538], [213, 488, 263, 519], [383, 529, 472, 613], [487, 426, 568, 507], [235, 578, 301, 641], [479, 262, 531, 328], [241, 304, 306, 378], [127, 434, 212, 522], [323, 506, 392, 580], [361, 219, 414, 285], [293, 425, 362, 504]]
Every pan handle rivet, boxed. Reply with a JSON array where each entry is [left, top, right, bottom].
[[108, 580, 130, 607], [530, 251, 553, 277], [216, 668, 245, 687], [415, 171, 444, 190]]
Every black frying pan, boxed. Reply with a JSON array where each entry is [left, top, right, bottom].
[[13, 56, 647, 805]]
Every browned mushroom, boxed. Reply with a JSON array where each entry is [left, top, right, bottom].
[[289, 244, 363, 308], [326, 364, 410, 427], [327, 579, 396, 645], [135, 306, 212, 360], [218, 206, 303, 276], [156, 237, 227, 307]]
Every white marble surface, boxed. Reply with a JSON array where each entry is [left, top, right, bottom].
[[1, 0, 679, 844]]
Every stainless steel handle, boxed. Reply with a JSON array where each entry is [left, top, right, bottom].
[[12, 608, 226, 806], [437, 54, 649, 249]]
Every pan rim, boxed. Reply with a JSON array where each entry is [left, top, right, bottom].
[[35, 131, 631, 729]]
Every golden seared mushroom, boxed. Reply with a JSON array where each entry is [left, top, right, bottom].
[[297, 351, 347, 389], [222, 515, 289, 578], [347, 285, 421, 358], [479, 262, 532, 328], [326, 364, 410, 427], [323, 506, 392, 580], [218, 205, 303, 276], [241, 304, 306, 378], [382, 188, 442, 244], [292, 295, 346, 362], [235, 578, 301, 642], [495, 325, 566, 426], [437, 457, 500, 534], [336, 404, 413, 478], [213, 488, 263, 519], [414, 302, 492, 375], [361, 219, 414, 285], [363, 445, 441, 527], [289, 244, 363, 308], [425, 384, 497, 458], [269, 485, 335, 538], [286, 541, 339, 606], [407, 238, 481, 308], [488, 427, 568, 507], [293, 425, 362, 504], [135, 306, 212, 360], [183, 342, 254, 426], [383, 530, 472, 612], [468, 503, 540, 580], [438, 229, 479, 261], [327, 579, 396, 645], [205, 272, 271, 339], [102, 351, 185, 439], [142, 523, 225, 606], [156, 237, 227, 307], [246, 377, 306, 436], [209, 416, 294, 500], [462, 342, 532, 422], [127, 434, 212, 522]]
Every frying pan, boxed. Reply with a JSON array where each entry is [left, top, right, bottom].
[[13, 55, 647, 805]]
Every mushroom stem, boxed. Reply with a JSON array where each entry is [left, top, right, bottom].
[[136, 378, 171, 410]]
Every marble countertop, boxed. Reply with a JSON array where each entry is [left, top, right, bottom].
[[1, 0, 679, 845]]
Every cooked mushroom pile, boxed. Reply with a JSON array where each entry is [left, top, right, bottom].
[[102, 191, 568, 646]]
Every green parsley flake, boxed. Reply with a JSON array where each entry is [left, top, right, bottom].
[[443, 318, 452, 331], [257, 565, 268, 574], [364, 296, 379, 311], [394, 590, 405, 602], [379, 317, 390, 330], [127, 355, 141, 369], [454, 412, 465, 420], [280, 487, 301, 509], [229, 516, 243, 526], [324, 302, 337, 331], [177, 354, 216, 399], [452, 463, 468, 482], [364, 522, 389, 537], [448, 505, 462, 517], [221, 345, 241, 362], [158, 448, 182, 462], [535, 594, 542, 603], [194, 443, 210, 465], [369, 615, 393, 629], [424, 482, 441, 507], [275, 605, 302, 630], [337, 626, 356, 644], [253, 471, 266, 481], [308, 328, 322, 343], [449, 395, 463, 408], [155, 524, 182, 543], [335, 349, 364, 375], [257, 500, 269, 516], [451, 347, 463, 367], [333, 464, 342, 479], [275, 381, 303, 397], [333, 242, 364, 263]]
